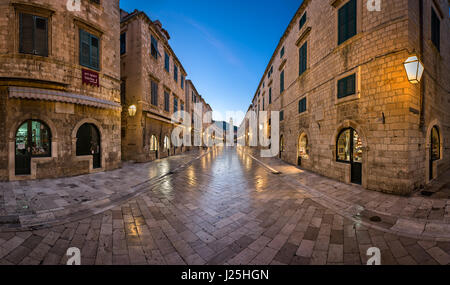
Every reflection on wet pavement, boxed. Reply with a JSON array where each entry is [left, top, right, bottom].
[[0, 147, 450, 265]]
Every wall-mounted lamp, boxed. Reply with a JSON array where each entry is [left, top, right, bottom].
[[403, 55, 424, 84], [128, 105, 137, 117]]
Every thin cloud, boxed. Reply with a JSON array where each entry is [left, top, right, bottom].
[[184, 17, 243, 68]]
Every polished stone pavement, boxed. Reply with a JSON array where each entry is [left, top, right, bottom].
[[1, 147, 450, 265]]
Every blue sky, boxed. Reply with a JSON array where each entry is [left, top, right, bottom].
[[120, 0, 303, 123]]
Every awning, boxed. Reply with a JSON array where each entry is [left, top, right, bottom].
[[8, 87, 122, 110]]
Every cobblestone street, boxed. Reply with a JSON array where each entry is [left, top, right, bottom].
[[1, 147, 450, 265]]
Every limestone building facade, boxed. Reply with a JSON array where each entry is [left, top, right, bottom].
[[0, 0, 122, 181], [245, 0, 450, 195], [120, 9, 190, 162]]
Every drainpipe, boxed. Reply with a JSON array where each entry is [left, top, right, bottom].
[[419, 0, 425, 132]]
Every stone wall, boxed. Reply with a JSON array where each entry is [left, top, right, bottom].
[[120, 11, 189, 162], [247, 0, 449, 195], [0, 0, 121, 181]]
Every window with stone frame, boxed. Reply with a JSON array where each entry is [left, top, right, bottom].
[[299, 42, 307, 76], [164, 91, 170, 112], [298, 97, 307, 114], [79, 29, 100, 70], [151, 80, 158, 106], [431, 7, 441, 52], [174, 64, 178, 82], [269, 88, 272, 104], [164, 51, 170, 72], [151, 35, 159, 59], [19, 13, 48, 57], [174, 97, 178, 113], [337, 73, 356, 99], [338, 0, 357, 45], [120, 33, 126, 55], [280, 70, 285, 94], [299, 11, 307, 30]]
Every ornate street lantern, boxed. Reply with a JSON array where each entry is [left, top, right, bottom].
[[128, 105, 137, 117], [403, 55, 424, 84]]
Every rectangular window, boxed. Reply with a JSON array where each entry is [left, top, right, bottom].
[[151, 35, 158, 59], [338, 0, 357, 45], [299, 97, 307, 114], [151, 80, 158, 106], [269, 88, 272, 104], [299, 12, 307, 30], [164, 91, 170, 112], [174, 97, 178, 113], [174, 64, 178, 82], [280, 110, 284, 121], [268, 66, 274, 79], [280, 70, 285, 94], [280, 46, 285, 58], [431, 8, 440, 51], [120, 33, 126, 55], [19, 13, 48, 57], [120, 80, 126, 103], [299, 42, 307, 76], [337, 74, 356, 99], [262, 97, 265, 111], [181, 75, 185, 89], [164, 52, 170, 72], [79, 29, 100, 70]]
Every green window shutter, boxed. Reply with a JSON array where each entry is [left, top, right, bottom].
[[431, 8, 440, 51], [151, 81, 158, 106], [299, 42, 307, 76], [338, 5, 346, 44], [164, 91, 170, 111], [347, 0, 357, 39], [269, 88, 272, 104], [120, 33, 126, 55], [90, 35, 99, 69], [34, 16, 48, 56], [165, 52, 170, 72], [79, 30, 91, 67], [299, 98, 307, 113], [337, 74, 356, 99], [280, 71, 285, 93], [19, 13, 34, 54], [338, 0, 357, 45]]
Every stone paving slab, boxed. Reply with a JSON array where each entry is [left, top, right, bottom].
[[1, 148, 450, 265], [244, 147, 450, 240], [0, 149, 211, 231]]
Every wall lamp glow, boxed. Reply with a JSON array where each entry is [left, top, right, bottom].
[[128, 105, 137, 117], [403, 55, 424, 84]]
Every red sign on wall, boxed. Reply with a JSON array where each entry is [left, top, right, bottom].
[[82, 69, 100, 87]]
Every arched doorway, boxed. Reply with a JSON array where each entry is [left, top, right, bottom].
[[430, 126, 441, 180], [150, 135, 159, 158], [15, 120, 52, 175], [337, 128, 363, 185], [298, 133, 309, 166], [76, 123, 101, 169], [279, 135, 284, 159], [163, 136, 170, 156]]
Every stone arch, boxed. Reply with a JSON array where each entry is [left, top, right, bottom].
[[8, 116, 58, 180], [71, 118, 106, 172], [9, 115, 59, 142], [297, 128, 311, 165], [331, 120, 368, 188], [426, 119, 444, 182]]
